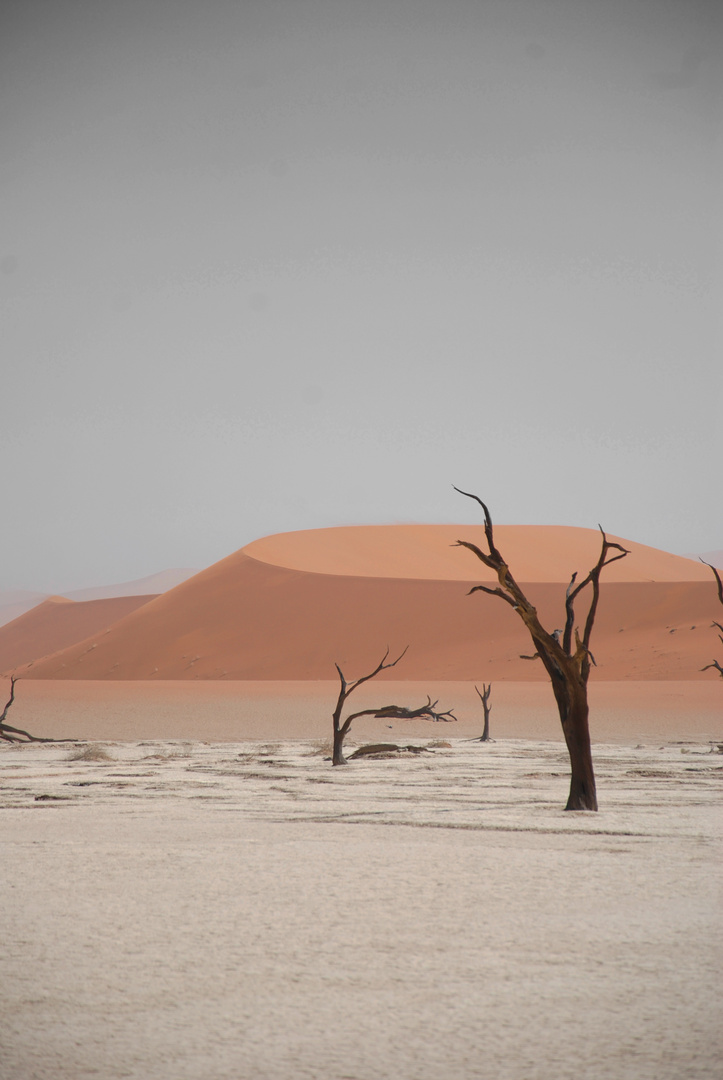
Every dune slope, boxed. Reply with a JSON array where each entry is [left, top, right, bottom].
[[14, 525, 720, 681], [0, 595, 157, 674]]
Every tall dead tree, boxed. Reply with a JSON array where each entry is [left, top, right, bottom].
[[475, 683, 492, 741], [332, 647, 457, 765], [454, 488, 629, 811], [701, 561, 723, 680], [0, 676, 75, 744]]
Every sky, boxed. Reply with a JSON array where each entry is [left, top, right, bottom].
[[2, 0, 721, 593]]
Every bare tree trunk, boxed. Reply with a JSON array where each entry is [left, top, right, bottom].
[[331, 649, 456, 765], [475, 683, 492, 742], [549, 674, 597, 810], [332, 712, 350, 766], [455, 488, 628, 811], [331, 649, 408, 766], [0, 677, 77, 744]]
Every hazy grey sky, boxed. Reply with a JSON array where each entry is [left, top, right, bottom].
[[2, 0, 721, 592]]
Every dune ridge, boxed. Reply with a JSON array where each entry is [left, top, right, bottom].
[[244, 524, 713, 582], [10, 525, 721, 683], [0, 595, 158, 674]]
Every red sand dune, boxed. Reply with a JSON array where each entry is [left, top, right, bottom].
[[246, 524, 712, 583], [0, 595, 157, 674], [12, 525, 720, 683]]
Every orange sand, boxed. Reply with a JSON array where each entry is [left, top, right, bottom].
[[246, 523, 712, 582], [7, 524, 721, 682], [0, 595, 156, 673], [8, 678, 721, 744]]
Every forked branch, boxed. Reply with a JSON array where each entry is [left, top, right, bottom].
[[454, 488, 628, 811], [563, 526, 630, 669], [0, 676, 76, 744], [345, 698, 458, 726], [332, 648, 455, 764], [701, 560, 723, 606], [474, 683, 492, 741], [701, 561, 723, 679]]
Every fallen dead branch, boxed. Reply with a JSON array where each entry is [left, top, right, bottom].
[[0, 676, 77, 744]]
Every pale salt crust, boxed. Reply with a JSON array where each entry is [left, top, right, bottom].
[[2, 733, 721, 1080]]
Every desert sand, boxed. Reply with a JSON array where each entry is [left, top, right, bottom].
[[2, 732, 721, 1080], [9, 524, 719, 681], [0, 570, 197, 628], [0, 594, 156, 673], [3, 524, 720, 1079], [6, 677, 722, 744], [245, 523, 713, 581]]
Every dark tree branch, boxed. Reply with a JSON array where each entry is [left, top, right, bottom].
[[345, 698, 458, 727], [339, 645, 409, 698], [455, 490, 628, 810], [332, 648, 454, 764], [453, 486, 500, 561], [452, 538, 498, 572], [701, 560, 723, 606], [466, 583, 518, 608], [0, 676, 76, 744], [701, 563, 723, 679]]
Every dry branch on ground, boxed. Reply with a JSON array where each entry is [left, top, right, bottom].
[[0, 676, 77, 744], [331, 648, 457, 765]]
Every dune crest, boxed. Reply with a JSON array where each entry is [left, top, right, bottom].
[[244, 524, 712, 583], [9, 524, 719, 683], [0, 595, 158, 674]]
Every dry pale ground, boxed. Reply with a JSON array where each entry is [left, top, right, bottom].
[[7, 678, 723, 743], [1, 681, 722, 1080]]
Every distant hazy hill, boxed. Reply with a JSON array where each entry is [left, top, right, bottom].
[[0, 590, 49, 629], [0, 569, 199, 628], [15, 524, 718, 683], [64, 568, 199, 602], [0, 595, 158, 674]]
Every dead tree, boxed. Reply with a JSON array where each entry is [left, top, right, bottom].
[[475, 683, 492, 741], [701, 561, 723, 679], [332, 648, 457, 765], [0, 676, 75, 744], [454, 488, 629, 810]]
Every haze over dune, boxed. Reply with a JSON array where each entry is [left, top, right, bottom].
[[64, 568, 199, 603], [0, 569, 199, 628], [12, 525, 719, 683], [0, 590, 50, 630], [0, 595, 157, 674]]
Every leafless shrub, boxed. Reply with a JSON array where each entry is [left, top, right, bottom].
[[67, 744, 114, 762]]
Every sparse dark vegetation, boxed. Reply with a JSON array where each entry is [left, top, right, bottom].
[[0, 676, 76, 745], [475, 683, 492, 741], [67, 744, 114, 762], [454, 488, 629, 811], [332, 648, 457, 765], [700, 561, 723, 680]]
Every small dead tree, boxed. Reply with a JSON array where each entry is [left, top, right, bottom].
[[0, 676, 75, 744], [454, 488, 629, 811], [332, 647, 457, 765], [475, 683, 492, 741], [701, 560, 723, 680]]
